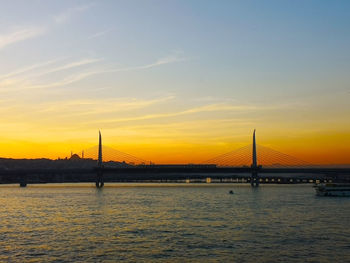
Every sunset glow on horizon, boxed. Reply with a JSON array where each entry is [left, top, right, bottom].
[[0, 1, 349, 164]]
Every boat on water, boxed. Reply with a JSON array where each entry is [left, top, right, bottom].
[[314, 183, 350, 197]]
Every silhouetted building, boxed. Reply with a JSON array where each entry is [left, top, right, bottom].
[[69, 154, 81, 160]]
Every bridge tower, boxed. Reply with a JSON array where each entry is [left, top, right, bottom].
[[96, 130, 104, 188], [251, 129, 260, 187]]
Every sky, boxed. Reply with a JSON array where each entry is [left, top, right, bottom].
[[0, 0, 349, 164]]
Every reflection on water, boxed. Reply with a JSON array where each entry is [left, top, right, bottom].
[[0, 184, 349, 262]]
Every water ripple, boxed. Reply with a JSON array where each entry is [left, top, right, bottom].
[[0, 184, 349, 262]]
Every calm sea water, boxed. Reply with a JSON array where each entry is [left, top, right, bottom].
[[0, 183, 349, 262]]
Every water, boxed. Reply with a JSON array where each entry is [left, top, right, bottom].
[[0, 183, 349, 262]]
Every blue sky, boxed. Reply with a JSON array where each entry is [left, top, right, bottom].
[[0, 0, 349, 162]]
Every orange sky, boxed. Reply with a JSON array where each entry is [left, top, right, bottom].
[[0, 128, 349, 165]]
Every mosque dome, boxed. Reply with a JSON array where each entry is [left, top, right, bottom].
[[70, 154, 81, 160]]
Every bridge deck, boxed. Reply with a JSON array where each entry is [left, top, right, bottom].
[[0, 167, 349, 185]]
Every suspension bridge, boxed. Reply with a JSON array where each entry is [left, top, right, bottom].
[[0, 130, 349, 187]]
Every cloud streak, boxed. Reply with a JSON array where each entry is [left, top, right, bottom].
[[87, 29, 112, 40], [0, 58, 67, 80], [31, 58, 101, 77], [0, 26, 46, 50], [0, 53, 187, 92], [0, 68, 102, 93], [0, 3, 93, 52], [53, 3, 94, 25], [25, 70, 102, 90], [81, 103, 270, 125], [108, 54, 187, 72], [37, 95, 176, 115]]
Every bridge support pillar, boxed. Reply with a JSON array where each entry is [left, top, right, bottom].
[[95, 131, 104, 188], [96, 170, 104, 188], [19, 175, 27, 187], [250, 170, 259, 187], [251, 130, 260, 187]]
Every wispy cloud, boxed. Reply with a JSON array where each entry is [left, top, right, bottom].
[[0, 70, 100, 93], [32, 58, 101, 77], [193, 96, 237, 103], [111, 53, 187, 72], [0, 26, 46, 50], [29, 52, 185, 88], [0, 57, 101, 93], [37, 96, 176, 115], [53, 3, 94, 25], [0, 95, 176, 125], [0, 57, 66, 80], [0, 3, 94, 52], [25, 70, 102, 90], [87, 29, 112, 40], [82, 103, 269, 125], [0, 53, 187, 92], [115, 118, 255, 133], [85, 52, 188, 76]]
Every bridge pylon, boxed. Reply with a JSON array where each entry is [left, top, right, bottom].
[[251, 129, 260, 187], [96, 131, 104, 188]]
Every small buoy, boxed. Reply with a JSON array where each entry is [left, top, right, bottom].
[[229, 190, 234, 194]]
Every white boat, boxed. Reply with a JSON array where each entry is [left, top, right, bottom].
[[314, 183, 350, 197]]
